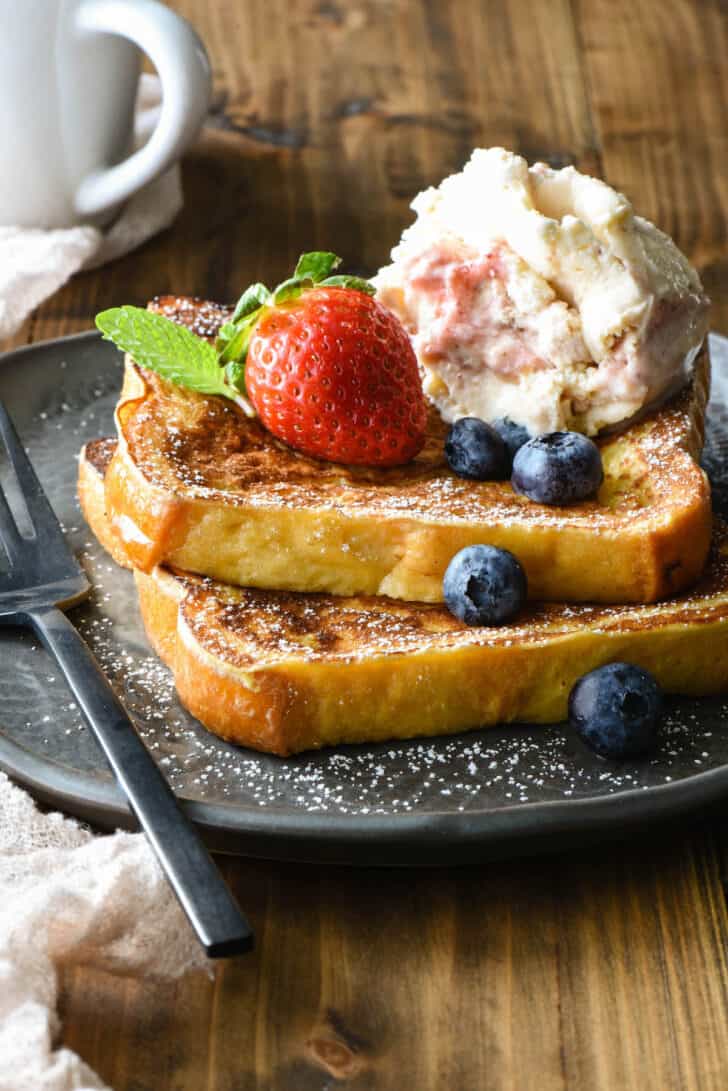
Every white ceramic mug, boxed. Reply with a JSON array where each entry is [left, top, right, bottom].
[[0, 0, 211, 228]]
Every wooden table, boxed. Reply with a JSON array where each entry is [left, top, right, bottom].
[[8, 0, 728, 1086]]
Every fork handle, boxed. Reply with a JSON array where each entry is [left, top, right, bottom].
[[25, 605, 253, 958]]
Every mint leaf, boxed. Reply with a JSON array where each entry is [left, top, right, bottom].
[[96, 306, 231, 399], [294, 251, 341, 282], [320, 274, 375, 296], [231, 282, 270, 323]]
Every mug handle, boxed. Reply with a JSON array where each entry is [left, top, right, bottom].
[[73, 0, 211, 220]]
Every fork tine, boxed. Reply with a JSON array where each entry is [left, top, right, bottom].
[[0, 402, 68, 551], [0, 483, 22, 561]]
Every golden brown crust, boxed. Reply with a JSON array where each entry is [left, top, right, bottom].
[[134, 531, 728, 755], [80, 440, 728, 756], [78, 442, 134, 570], [150, 295, 233, 340], [128, 539, 728, 757], [104, 294, 712, 603], [115, 337, 710, 528]]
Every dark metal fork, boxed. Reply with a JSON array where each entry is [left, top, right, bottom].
[[0, 401, 253, 958]]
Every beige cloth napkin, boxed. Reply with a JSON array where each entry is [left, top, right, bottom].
[[0, 75, 183, 341], [0, 772, 207, 1091]]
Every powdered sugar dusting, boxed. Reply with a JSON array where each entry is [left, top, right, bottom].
[[25, 544, 728, 815], [0, 334, 727, 821]]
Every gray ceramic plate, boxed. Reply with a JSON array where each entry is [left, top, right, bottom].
[[1, 331, 728, 865]]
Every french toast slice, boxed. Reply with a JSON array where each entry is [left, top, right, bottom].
[[103, 296, 712, 605], [81, 439, 728, 756]]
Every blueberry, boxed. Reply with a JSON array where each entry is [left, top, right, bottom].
[[443, 544, 527, 625], [512, 431, 603, 505], [491, 417, 531, 462], [445, 418, 509, 481], [568, 662, 663, 759]]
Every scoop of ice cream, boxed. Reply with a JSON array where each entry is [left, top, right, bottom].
[[374, 148, 709, 436]]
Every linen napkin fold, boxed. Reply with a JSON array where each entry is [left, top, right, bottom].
[[0, 771, 207, 1091], [0, 75, 183, 342]]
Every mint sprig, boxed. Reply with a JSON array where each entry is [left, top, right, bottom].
[[96, 252, 375, 412], [95, 306, 254, 414]]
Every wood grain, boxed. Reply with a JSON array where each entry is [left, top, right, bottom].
[[19, 0, 599, 344], [59, 829, 728, 1090], [10, 0, 728, 1086], [574, 0, 728, 330]]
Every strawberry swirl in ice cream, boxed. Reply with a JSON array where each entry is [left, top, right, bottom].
[[374, 148, 710, 436]]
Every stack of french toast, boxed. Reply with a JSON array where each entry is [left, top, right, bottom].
[[78, 294, 728, 757]]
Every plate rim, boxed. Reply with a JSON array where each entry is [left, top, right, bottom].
[[1, 328, 727, 865]]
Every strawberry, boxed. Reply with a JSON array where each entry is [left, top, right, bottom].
[[245, 287, 426, 466], [217, 252, 427, 467], [96, 252, 428, 468]]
